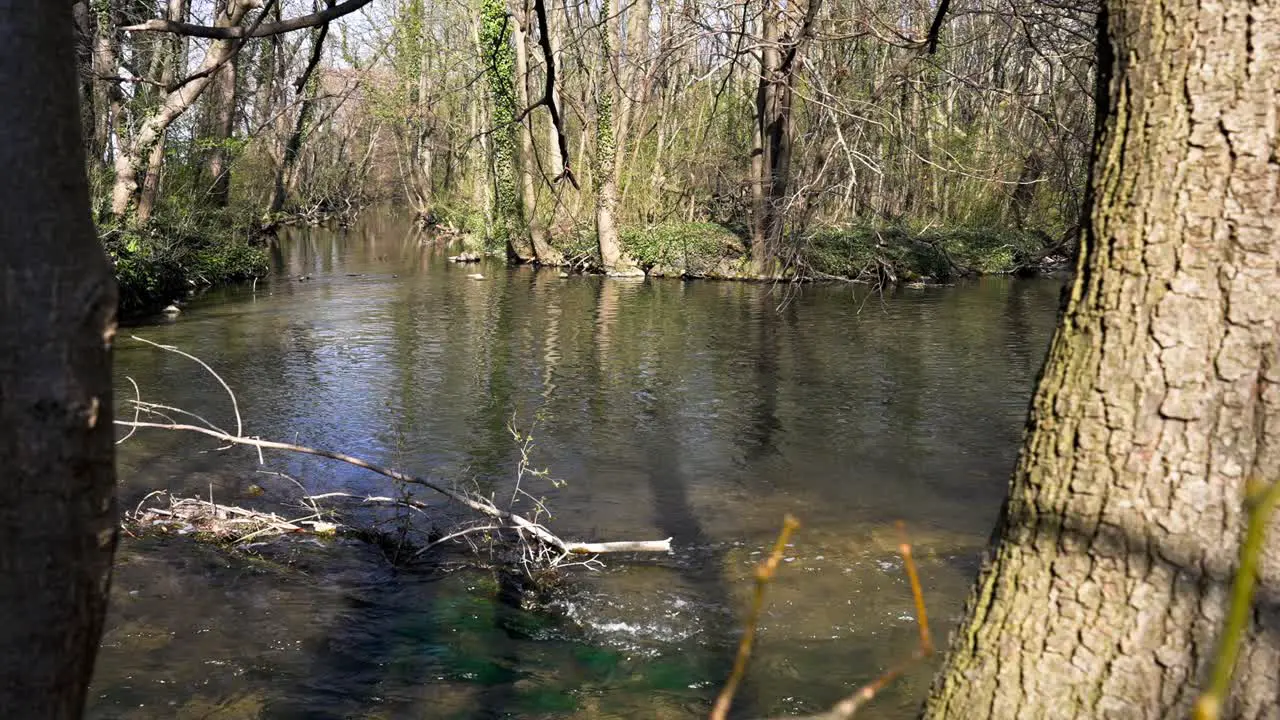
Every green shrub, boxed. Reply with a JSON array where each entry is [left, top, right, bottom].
[[798, 225, 1052, 281], [620, 222, 744, 275], [102, 212, 269, 316]]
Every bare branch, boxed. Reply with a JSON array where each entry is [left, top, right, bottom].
[[124, 0, 376, 39]]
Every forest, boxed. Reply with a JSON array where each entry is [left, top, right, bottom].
[[6, 0, 1280, 718], [81, 0, 1093, 311]]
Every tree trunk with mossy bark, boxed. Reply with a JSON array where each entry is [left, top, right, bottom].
[[480, 0, 534, 261], [0, 2, 119, 716], [922, 1, 1280, 717]]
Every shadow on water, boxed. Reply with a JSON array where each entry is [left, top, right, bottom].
[[592, 278, 752, 715]]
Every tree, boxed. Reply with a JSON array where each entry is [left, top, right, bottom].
[[593, 0, 642, 276], [922, 0, 1280, 716], [0, 1, 119, 716], [479, 0, 535, 261]]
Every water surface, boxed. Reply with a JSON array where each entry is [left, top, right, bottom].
[[91, 214, 1063, 719]]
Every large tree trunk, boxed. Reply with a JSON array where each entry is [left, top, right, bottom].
[[922, 2, 1280, 717], [0, 2, 119, 717]]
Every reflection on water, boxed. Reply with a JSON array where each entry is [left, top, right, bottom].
[[91, 213, 1063, 718]]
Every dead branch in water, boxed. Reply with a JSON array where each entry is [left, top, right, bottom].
[[115, 336, 672, 570], [127, 490, 338, 544]]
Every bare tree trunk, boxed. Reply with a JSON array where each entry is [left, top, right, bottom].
[[268, 15, 330, 216], [110, 1, 255, 222], [749, 0, 820, 277], [203, 1, 238, 209], [0, 3, 119, 717], [923, 1, 1280, 717], [594, 0, 641, 276], [92, 0, 123, 167], [748, 0, 778, 272], [513, 0, 563, 264], [137, 0, 189, 223]]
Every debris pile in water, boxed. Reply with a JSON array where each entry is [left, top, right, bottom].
[[126, 491, 338, 544]]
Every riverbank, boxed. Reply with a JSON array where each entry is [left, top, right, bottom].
[[102, 210, 269, 318], [107, 211, 1066, 318], [433, 216, 1071, 283], [619, 222, 1069, 282]]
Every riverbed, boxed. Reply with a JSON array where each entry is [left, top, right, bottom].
[[89, 213, 1062, 719]]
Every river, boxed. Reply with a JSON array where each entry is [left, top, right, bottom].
[[89, 213, 1063, 719]]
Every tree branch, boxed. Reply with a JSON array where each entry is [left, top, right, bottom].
[[530, 0, 579, 188], [924, 0, 952, 54], [124, 0, 375, 39]]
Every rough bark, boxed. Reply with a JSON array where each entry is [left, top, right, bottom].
[[922, 1, 1280, 717], [0, 1, 119, 717]]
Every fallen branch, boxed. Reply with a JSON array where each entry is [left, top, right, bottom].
[[116, 336, 672, 570], [116, 419, 672, 560], [128, 492, 336, 544]]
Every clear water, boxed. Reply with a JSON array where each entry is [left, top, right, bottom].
[[89, 213, 1063, 719]]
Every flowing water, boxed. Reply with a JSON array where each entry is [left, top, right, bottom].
[[89, 213, 1064, 719]]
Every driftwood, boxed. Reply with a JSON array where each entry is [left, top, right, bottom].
[[115, 336, 672, 569], [127, 491, 338, 544]]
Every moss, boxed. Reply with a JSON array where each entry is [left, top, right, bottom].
[[103, 210, 269, 317]]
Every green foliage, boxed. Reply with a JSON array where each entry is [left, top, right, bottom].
[[479, 0, 520, 245], [800, 226, 1054, 281], [620, 222, 744, 275], [102, 211, 269, 316]]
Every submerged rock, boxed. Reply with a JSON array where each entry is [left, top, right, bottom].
[[466, 273, 486, 280]]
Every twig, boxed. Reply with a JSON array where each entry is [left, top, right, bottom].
[[776, 521, 934, 720], [712, 514, 802, 720], [1193, 477, 1280, 720], [131, 335, 243, 438]]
